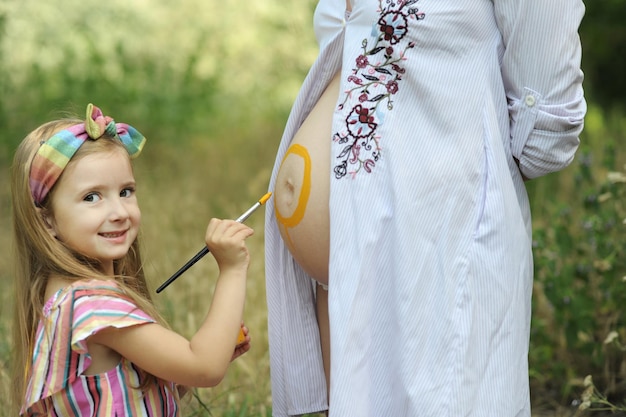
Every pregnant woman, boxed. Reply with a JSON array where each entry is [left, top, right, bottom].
[[265, 1, 586, 416]]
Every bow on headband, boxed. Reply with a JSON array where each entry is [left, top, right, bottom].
[[29, 103, 146, 206]]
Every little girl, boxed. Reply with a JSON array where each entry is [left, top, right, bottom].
[[10, 104, 254, 416]]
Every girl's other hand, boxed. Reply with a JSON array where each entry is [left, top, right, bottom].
[[205, 219, 253, 272], [232, 322, 251, 361]]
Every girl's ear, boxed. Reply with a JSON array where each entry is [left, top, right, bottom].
[[36, 207, 57, 238]]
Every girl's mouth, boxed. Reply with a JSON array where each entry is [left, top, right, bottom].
[[100, 231, 125, 238]]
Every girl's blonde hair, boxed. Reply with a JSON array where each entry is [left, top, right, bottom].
[[10, 119, 168, 413]]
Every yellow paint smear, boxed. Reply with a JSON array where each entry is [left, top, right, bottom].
[[275, 144, 311, 229]]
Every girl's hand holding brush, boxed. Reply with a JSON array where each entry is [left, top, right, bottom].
[[205, 218, 253, 275]]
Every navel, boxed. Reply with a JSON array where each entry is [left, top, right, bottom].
[[275, 144, 312, 229]]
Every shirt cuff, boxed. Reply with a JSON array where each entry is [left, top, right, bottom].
[[509, 87, 585, 179]]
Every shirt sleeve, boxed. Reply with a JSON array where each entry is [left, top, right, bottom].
[[23, 280, 156, 411], [68, 282, 156, 355], [495, 0, 587, 179]]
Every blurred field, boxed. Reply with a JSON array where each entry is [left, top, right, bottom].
[[134, 133, 278, 415]]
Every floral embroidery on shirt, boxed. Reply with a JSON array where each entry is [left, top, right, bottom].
[[333, 0, 425, 179]]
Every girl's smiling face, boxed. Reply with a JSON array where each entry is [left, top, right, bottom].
[[47, 147, 141, 275]]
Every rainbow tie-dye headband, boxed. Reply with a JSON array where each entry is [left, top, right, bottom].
[[29, 103, 146, 206]]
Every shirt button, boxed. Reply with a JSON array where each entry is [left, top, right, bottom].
[[525, 95, 536, 107]]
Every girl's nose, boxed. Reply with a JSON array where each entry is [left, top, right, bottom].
[[109, 197, 130, 221]]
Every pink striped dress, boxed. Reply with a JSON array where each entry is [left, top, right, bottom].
[[21, 279, 180, 416]]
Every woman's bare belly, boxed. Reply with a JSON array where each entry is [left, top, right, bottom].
[[273, 73, 341, 285]]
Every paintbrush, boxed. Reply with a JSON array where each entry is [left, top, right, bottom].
[[156, 192, 272, 293]]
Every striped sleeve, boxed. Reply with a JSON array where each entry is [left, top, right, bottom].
[[68, 284, 155, 355], [23, 280, 155, 411], [495, 0, 586, 179]]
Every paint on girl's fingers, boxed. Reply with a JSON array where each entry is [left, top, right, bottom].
[[237, 328, 246, 344]]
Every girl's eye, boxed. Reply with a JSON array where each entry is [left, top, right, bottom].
[[120, 187, 135, 198], [84, 193, 101, 203]]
